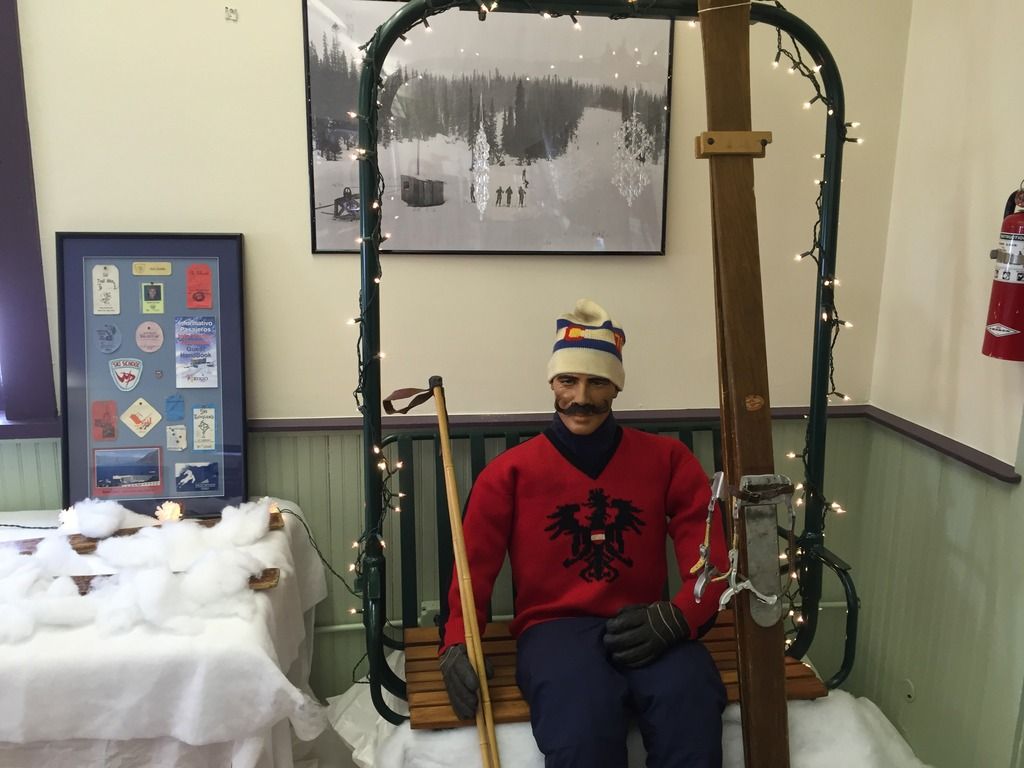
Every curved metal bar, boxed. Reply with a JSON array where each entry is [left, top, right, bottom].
[[809, 546, 859, 688], [357, 3, 432, 721], [357, 0, 851, 715]]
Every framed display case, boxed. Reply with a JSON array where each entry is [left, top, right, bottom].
[[57, 233, 246, 516]]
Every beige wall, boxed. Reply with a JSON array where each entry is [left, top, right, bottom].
[[18, 0, 908, 421], [872, 0, 1024, 463]]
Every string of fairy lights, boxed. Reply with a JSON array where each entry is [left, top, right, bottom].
[[335, 2, 860, 647]]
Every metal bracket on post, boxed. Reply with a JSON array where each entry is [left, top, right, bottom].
[[737, 474, 792, 628]]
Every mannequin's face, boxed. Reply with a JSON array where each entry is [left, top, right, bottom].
[[551, 373, 619, 435]]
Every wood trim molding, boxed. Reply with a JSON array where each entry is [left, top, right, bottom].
[[854, 405, 1020, 484], [247, 404, 1021, 484]]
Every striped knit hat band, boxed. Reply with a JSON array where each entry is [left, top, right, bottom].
[[547, 299, 626, 390]]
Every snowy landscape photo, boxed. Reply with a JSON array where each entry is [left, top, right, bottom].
[[304, 0, 673, 253]]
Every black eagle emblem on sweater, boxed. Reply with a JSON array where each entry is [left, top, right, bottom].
[[545, 487, 645, 582]]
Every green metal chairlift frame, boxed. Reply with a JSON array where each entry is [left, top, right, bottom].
[[351, 0, 859, 725]]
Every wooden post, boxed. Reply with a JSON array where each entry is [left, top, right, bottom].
[[697, 1, 791, 766]]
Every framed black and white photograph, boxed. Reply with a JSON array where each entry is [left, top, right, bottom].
[[304, 0, 673, 254], [57, 233, 247, 517]]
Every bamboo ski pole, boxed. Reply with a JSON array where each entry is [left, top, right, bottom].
[[430, 376, 501, 768]]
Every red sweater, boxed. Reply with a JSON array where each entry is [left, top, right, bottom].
[[440, 427, 728, 653]]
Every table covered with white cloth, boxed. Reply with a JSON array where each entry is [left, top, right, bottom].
[[0, 497, 328, 768]]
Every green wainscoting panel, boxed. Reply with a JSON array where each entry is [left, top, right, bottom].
[[0, 438, 62, 511], [842, 424, 1024, 768]]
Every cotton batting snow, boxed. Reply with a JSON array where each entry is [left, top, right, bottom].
[[0, 497, 276, 642], [58, 498, 135, 538], [328, 653, 931, 768]]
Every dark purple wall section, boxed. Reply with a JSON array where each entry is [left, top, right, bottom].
[[0, 0, 58, 429]]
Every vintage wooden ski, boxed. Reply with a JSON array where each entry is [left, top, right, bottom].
[[697, 1, 791, 766]]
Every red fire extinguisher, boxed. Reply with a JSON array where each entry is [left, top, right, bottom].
[[983, 185, 1024, 360]]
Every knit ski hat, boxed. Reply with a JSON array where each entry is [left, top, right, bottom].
[[547, 299, 626, 390]]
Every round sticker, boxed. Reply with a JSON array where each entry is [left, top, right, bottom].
[[135, 321, 164, 353], [94, 323, 122, 354]]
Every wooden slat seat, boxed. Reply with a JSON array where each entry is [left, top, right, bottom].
[[404, 608, 827, 730]]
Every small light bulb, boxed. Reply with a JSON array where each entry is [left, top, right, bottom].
[[779, 553, 788, 560], [377, 460, 387, 470], [378, 351, 386, 359], [398, 492, 406, 498], [542, 11, 551, 18], [813, 153, 824, 159], [349, 607, 358, 615], [355, 236, 363, 244], [372, 200, 380, 209], [849, 121, 861, 128], [395, 460, 404, 469], [822, 311, 829, 321], [349, 563, 357, 572], [346, 317, 357, 325], [844, 321, 853, 328], [393, 506, 401, 513], [352, 541, 359, 548], [372, 445, 381, 454], [786, 451, 797, 459], [689, 20, 697, 28], [347, 111, 358, 119], [796, 498, 804, 506], [795, 483, 804, 490], [373, 277, 381, 284], [802, 101, 812, 110], [787, 67, 796, 75]]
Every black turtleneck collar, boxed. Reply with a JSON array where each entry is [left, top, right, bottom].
[[544, 412, 622, 479]]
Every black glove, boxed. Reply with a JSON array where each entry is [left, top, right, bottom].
[[439, 644, 494, 720], [603, 601, 690, 668]]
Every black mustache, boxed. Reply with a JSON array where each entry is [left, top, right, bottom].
[[556, 402, 610, 416]]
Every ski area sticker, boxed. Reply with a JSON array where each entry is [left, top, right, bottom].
[[174, 316, 218, 388], [132, 261, 172, 276], [141, 282, 164, 314], [166, 424, 187, 451], [135, 321, 164, 352], [94, 323, 122, 354], [186, 263, 213, 309], [109, 358, 143, 391], [193, 405, 216, 450], [91, 400, 117, 441], [92, 264, 120, 315], [120, 397, 162, 438]]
